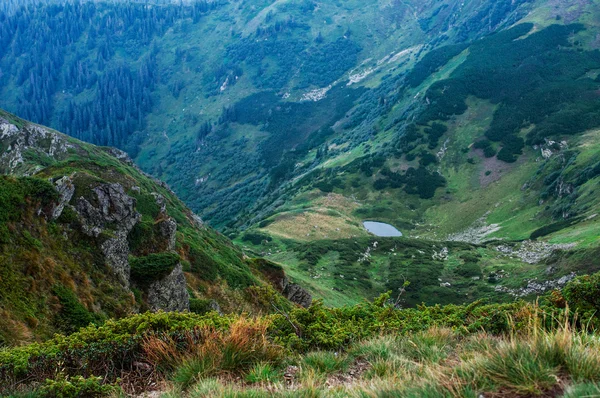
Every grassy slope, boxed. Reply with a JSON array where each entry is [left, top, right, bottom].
[[0, 111, 286, 346]]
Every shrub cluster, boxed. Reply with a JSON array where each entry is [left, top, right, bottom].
[[130, 253, 181, 286]]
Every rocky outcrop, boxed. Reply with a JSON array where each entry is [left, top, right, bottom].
[[75, 183, 140, 237], [75, 183, 141, 287], [152, 193, 178, 251], [283, 281, 313, 308], [0, 118, 75, 175], [147, 263, 190, 312], [71, 183, 190, 309], [158, 218, 178, 251], [495, 273, 577, 297], [51, 175, 75, 220], [252, 258, 313, 308]]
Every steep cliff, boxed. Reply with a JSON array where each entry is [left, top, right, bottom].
[[0, 110, 308, 346]]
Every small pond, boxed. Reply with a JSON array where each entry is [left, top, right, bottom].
[[363, 221, 403, 237]]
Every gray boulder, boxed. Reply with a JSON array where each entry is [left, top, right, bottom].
[[147, 263, 190, 312]]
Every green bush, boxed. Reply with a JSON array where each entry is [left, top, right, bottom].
[[52, 285, 96, 334], [530, 218, 579, 240], [455, 262, 481, 278], [130, 253, 181, 286], [40, 375, 117, 398], [563, 273, 600, 313], [189, 298, 215, 315], [241, 232, 273, 246]]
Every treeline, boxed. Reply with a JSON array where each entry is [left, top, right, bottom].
[[0, 0, 219, 148]]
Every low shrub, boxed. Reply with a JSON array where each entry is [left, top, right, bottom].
[[2, 273, 600, 395], [189, 298, 215, 315], [562, 273, 600, 314], [52, 285, 97, 334], [130, 253, 181, 286], [39, 375, 118, 398], [241, 232, 273, 246]]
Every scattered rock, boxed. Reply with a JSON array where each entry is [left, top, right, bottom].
[[495, 272, 577, 297], [447, 213, 501, 244], [496, 240, 576, 264], [432, 247, 449, 261]]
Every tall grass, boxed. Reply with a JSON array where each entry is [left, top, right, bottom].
[[142, 317, 283, 389]]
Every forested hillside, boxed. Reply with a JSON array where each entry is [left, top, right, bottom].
[[0, 0, 537, 226], [3, 1, 600, 396]]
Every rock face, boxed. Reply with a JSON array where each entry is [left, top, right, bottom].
[[51, 176, 75, 220], [71, 184, 190, 310], [74, 183, 141, 286], [283, 281, 313, 308], [147, 264, 190, 312], [0, 118, 74, 175], [253, 258, 313, 308], [153, 193, 178, 251]]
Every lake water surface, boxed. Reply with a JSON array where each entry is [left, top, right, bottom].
[[363, 221, 403, 237]]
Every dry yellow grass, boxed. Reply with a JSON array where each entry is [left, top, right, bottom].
[[263, 193, 367, 241]]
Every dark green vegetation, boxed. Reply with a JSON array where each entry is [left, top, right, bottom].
[[243, 233, 600, 308], [2, 272, 600, 396], [417, 23, 600, 163], [2, 0, 599, 311], [130, 253, 181, 286]]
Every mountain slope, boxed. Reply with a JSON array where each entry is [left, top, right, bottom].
[[232, 14, 600, 305], [0, 109, 308, 346], [0, 0, 538, 227], [1, 0, 600, 309]]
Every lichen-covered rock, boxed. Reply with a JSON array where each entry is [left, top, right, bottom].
[[208, 299, 223, 314], [152, 192, 168, 215], [158, 218, 177, 251], [0, 119, 74, 175], [101, 236, 131, 286], [147, 263, 190, 312], [75, 183, 141, 287], [75, 183, 140, 237], [51, 175, 75, 220], [283, 281, 312, 308]]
